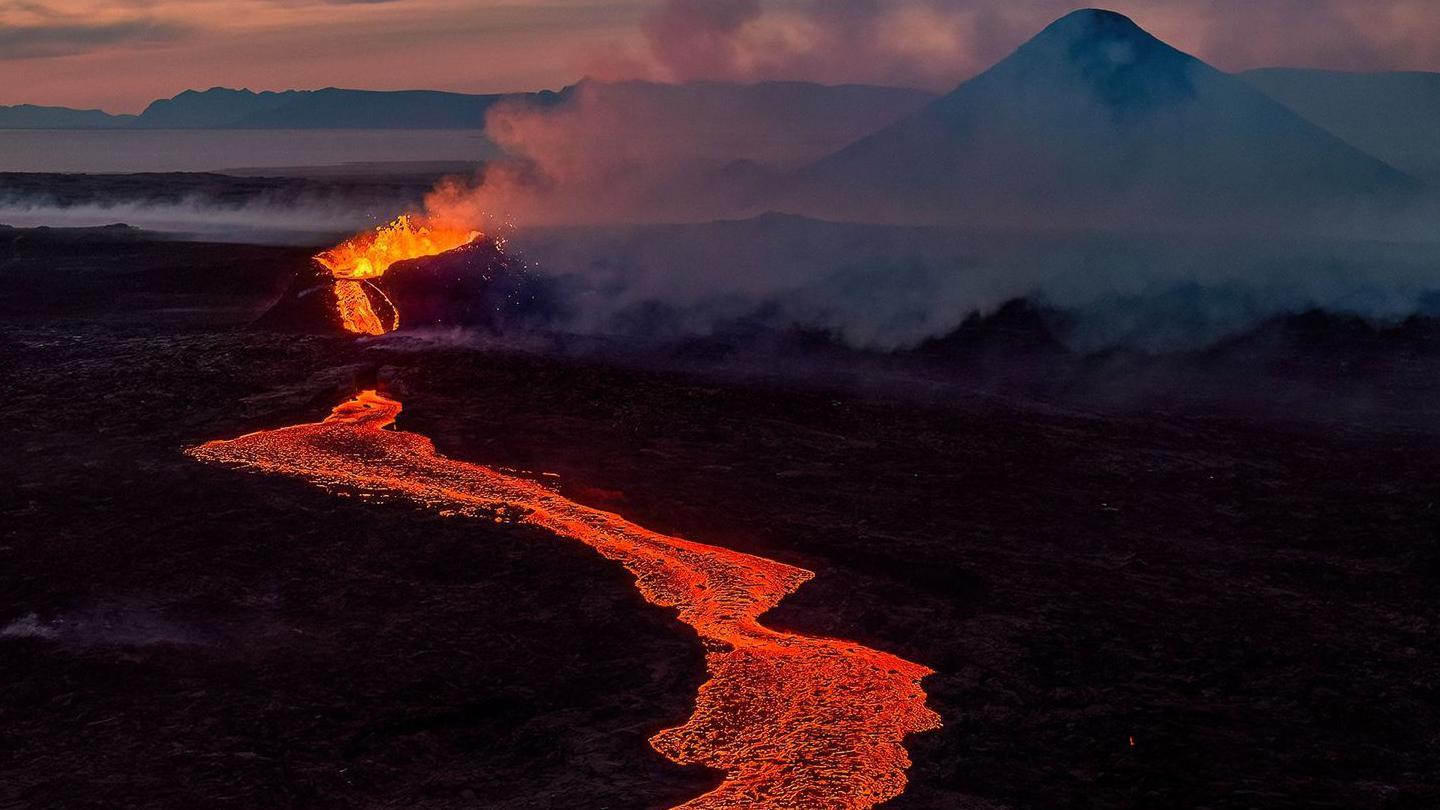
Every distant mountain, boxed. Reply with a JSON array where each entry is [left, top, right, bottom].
[[1, 81, 927, 137], [1240, 68, 1440, 182], [132, 88, 300, 128], [788, 9, 1417, 226], [240, 88, 543, 129], [129, 87, 536, 129], [1, 87, 515, 130], [0, 104, 134, 129]]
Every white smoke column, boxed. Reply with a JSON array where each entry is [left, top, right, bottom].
[[421, 79, 930, 227]]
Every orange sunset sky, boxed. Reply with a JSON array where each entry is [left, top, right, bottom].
[[3, 0, 1438, 113]]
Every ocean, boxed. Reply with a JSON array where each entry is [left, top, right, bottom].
[[0, 129, 496, 174]]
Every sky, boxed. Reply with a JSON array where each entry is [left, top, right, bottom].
[[2, 0, 1439, 113]]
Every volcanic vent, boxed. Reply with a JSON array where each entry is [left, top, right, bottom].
[[257, 215, 541, 336]]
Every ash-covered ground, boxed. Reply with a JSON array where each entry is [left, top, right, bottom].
[[3, 226, 1438, 809]]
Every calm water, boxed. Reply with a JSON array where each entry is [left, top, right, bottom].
[[0, 129, 496, 173]]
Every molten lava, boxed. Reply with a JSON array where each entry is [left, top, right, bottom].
[[332, 280, 396, 336], [189, 391, 939, 809], [315, 215, 479, 280], [315, 215, 479, 335]]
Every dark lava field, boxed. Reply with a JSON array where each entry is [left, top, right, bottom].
[[3, 226, 1438, 809]]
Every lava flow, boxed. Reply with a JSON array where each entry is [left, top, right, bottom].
[[315, 215, 479, 335], [331, 280, 397, 336], [189, 391, 940, 808]]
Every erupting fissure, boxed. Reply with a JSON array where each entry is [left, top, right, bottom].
[[315, 215, 479, 335], [189, 391, 940, 808]]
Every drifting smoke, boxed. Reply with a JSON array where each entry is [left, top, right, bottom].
[[418, 79, 929, 227], [611, 0, 1024, 90], [508, 218, 1440, 352], [1, 607, 198, 648], [419, 83, 741, 228]]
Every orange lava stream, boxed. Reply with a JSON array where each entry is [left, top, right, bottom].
[[332, 280, 395, 336], [188, 391, 939, 808]]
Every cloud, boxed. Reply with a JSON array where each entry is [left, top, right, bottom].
[[610, 0, 1006, 90], [0, 2, 188, 59], [1178, 0, 1440, 73], [0, 19, 187, 59]]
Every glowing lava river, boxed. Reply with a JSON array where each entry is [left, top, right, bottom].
[[198, 197, 937, 807], [189, 389, 938, 807]]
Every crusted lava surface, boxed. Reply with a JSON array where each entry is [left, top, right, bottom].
[[3, 227, 1439, 809]]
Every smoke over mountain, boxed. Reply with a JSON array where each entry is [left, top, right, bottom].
[[425, 9, 1432, 234], [413, 10, 1440, 354], [786, 9, 1418, 228], [600, 0, 1440, 90]]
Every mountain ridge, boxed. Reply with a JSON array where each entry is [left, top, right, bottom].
[[0, 81, 931, 131], [0, 104, 136, 129]]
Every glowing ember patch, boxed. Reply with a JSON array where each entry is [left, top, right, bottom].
[[315, 215, 479, 280], [188, 391, 940, 809]]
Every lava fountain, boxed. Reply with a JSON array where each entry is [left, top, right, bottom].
[[314, 215, 479, 335], [189, 390, 940, 808]]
